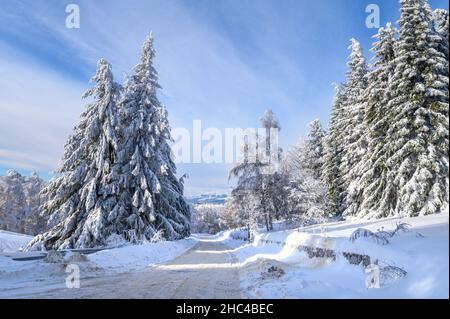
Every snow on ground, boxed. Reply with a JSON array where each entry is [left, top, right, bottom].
[[0, 214, 448, 299], [220, 213, 449, 299], [87, 237, 197, 273], [0, 230, 33, 253], [0, 236, 197, 298]]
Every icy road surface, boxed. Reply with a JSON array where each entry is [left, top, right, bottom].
[[4, 236, 242, 299]]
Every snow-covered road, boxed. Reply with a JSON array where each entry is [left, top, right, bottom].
[[5, 236, 242, 299]]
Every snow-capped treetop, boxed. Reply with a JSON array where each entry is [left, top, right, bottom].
[[433, 9, 449, 37], [5, 169, 21, 179], [59, 58, 121, 174], [347, 38, 368, 92], [303, 119, 326, 180], [130, 33, 161, 97], [364, 23, 397, 131], [260, 109, 281, 131], [371, 23, 397, 68], [259, 109, 282, 168]]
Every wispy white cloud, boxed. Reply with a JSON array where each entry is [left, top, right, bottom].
[[0, 42, 85, 171]]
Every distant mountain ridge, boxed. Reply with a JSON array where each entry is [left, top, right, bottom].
[[187, 193, 228, 205]]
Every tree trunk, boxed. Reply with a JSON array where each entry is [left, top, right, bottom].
[[247, 224, 252, 242], [263, 214, 269, 232]]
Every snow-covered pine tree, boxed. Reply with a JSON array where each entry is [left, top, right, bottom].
[[339, 38, 369, 216], [303, 119, 326, 180], [117, 34, 190, 242], [432, 9, 449, 61], [348, 24, 398, 219], [27, 59, 124, 250], [283, 136, 327, 224], [323, 84, 348, 216], [23, 172, 48, 235], [382, 0, 449, 217]]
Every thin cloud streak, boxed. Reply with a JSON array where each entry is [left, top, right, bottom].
[[0, 42, 85, 172]]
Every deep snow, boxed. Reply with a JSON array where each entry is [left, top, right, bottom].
[[220, 213, 449, 298], [0, 213, 448, 298], [0, 230, 33, 253]]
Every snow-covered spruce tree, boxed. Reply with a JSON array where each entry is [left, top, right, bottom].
[[285, 175, 327, 225], [27, 59, 123, 250], [339, 39, 369, 216], [432, 9, 449, 62], [23, 172, 48, 235], [286, 120, 324, 183], [323, 84, 348, 216], [303, 119, 326, 180], [347, 24, 398, 219], [381, 0, 449, 217], [116, 34, 190, 242], [283, 137, 327, 225]]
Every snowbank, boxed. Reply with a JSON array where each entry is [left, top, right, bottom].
[[222, 213, 449, 298], [0, 230, 33, 253]]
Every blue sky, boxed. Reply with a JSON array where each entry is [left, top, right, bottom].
[[0, 0, 447, 195]]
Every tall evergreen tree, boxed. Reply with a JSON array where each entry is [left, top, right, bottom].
[[117, 34, 190, 242], [339, 39, 369, 215], [324, 84, 347, 216], [29, 59, 123, 249], [23, 172, 48, 235], [432, 9, 449, 61], [303, 119, 326, 180], [347, 24, 398, 218], [382, 0, 449, 217], [284, 128, 328, 224]]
